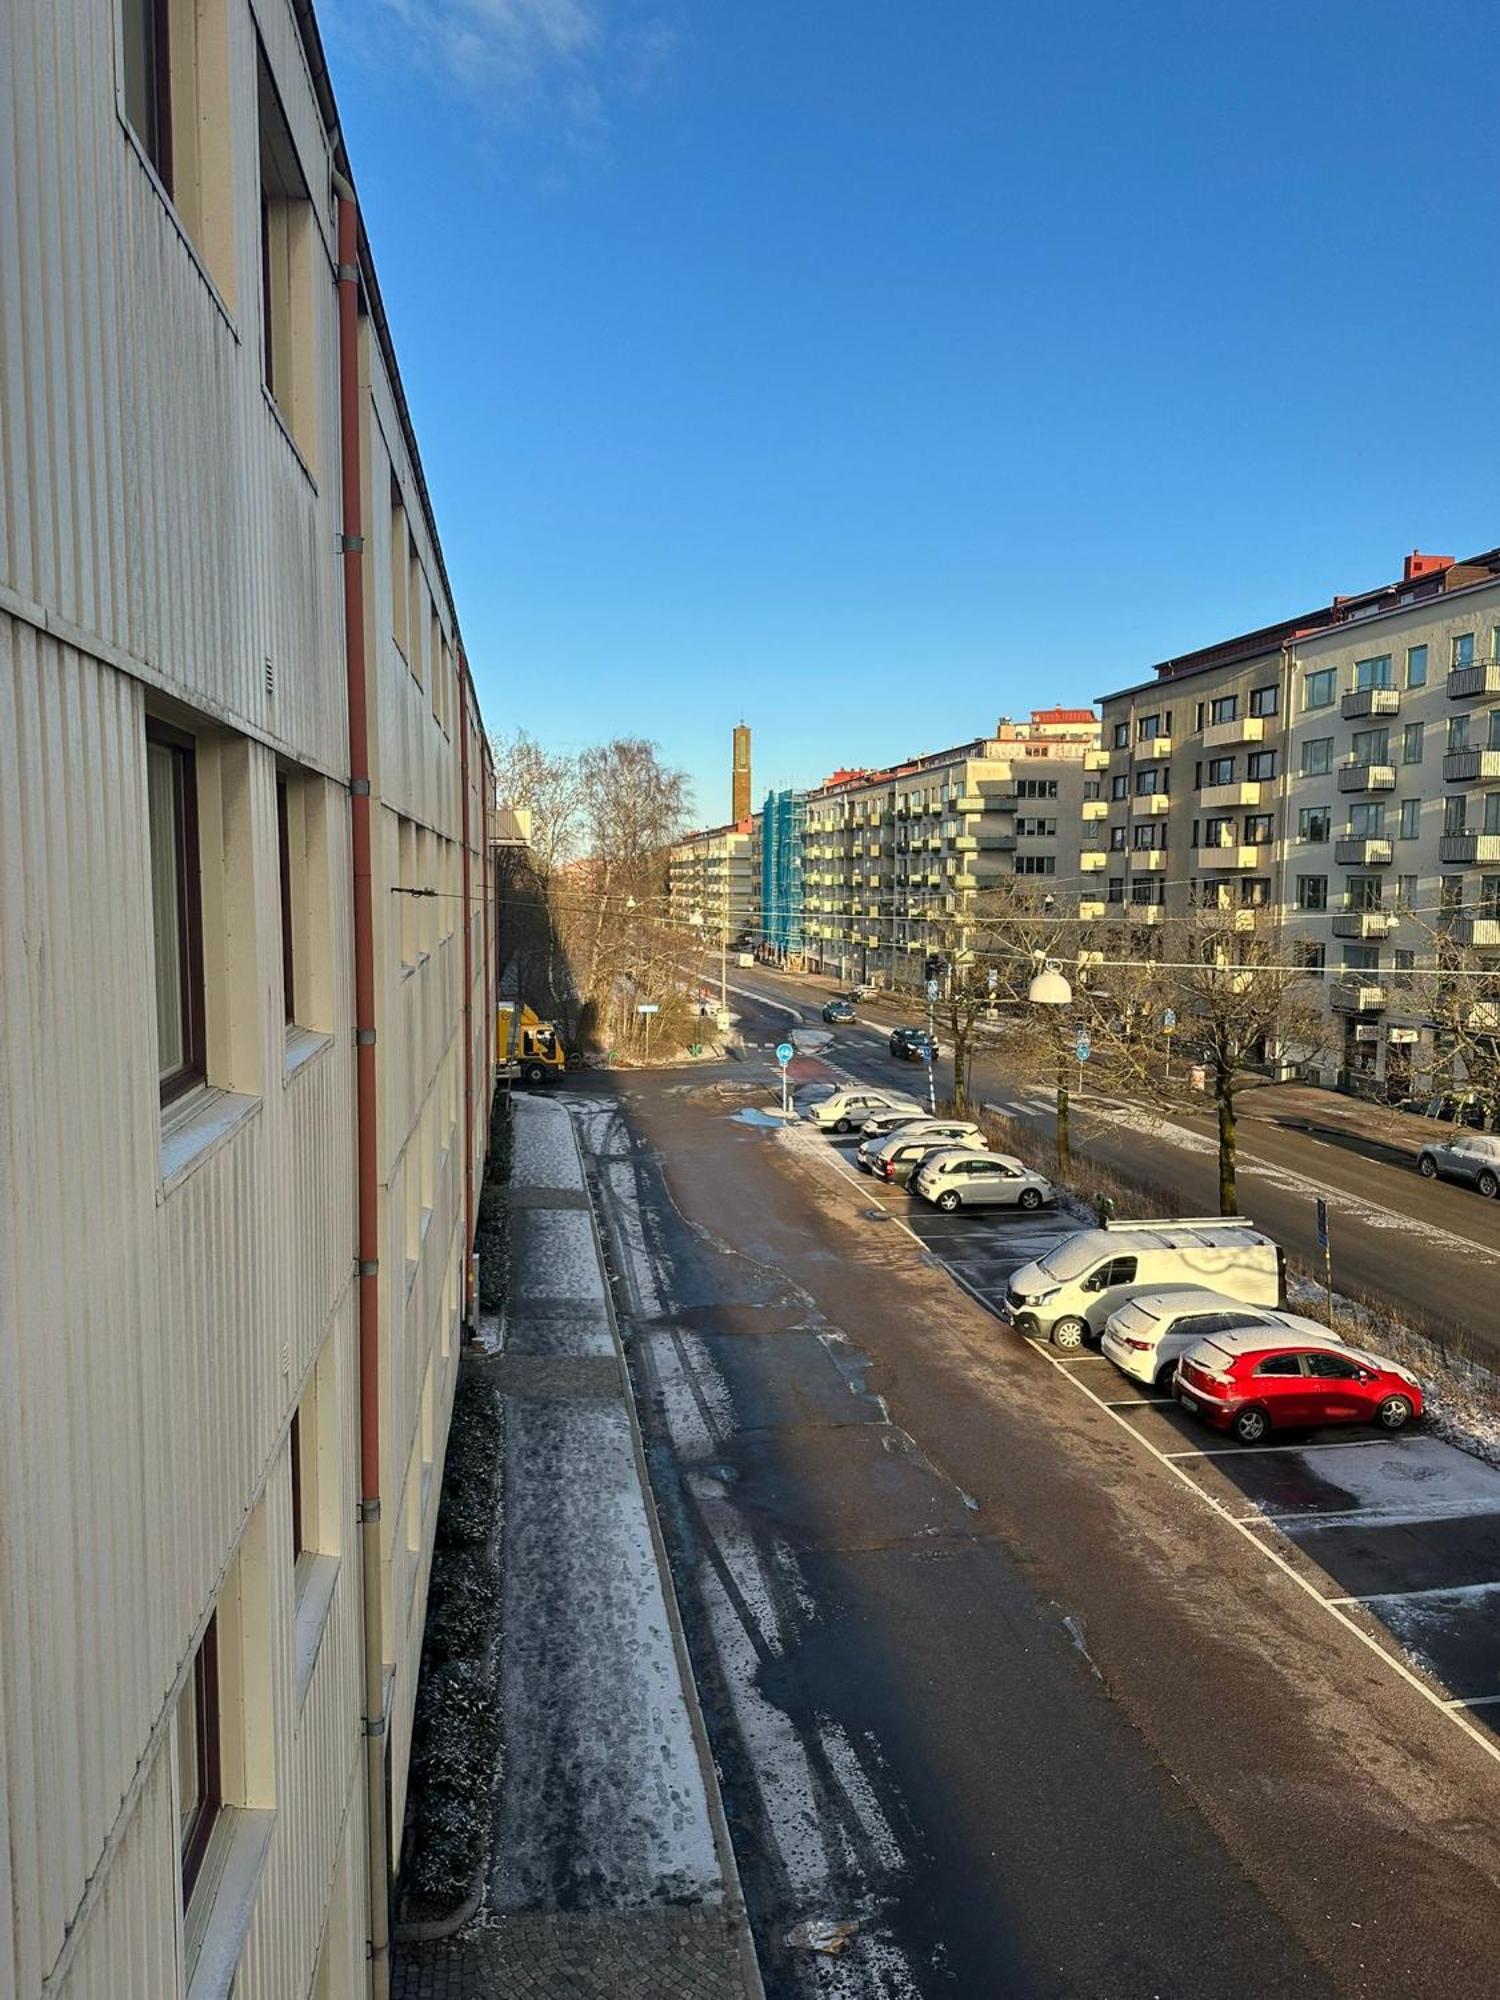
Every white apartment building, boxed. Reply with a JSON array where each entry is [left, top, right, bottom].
[[1, 5, 494, 1998], [667, 820, 758, 939], [1098, 549, 1500, 1093], [802, 712, 1100, 987]]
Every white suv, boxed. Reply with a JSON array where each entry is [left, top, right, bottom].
[[809, 1087, 923, 1135], [1101, 1290, 1339, 1390]]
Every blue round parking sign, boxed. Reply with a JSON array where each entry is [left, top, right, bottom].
[[1075, 1032, 1091, 1063], [775, 1042, 794, 1066]]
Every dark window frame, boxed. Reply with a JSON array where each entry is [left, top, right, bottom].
[[290, 1408, 305, 1560], [276, 774, 296, 1023], [123, 0, 174, 191], [180, 1616, 222, 1904], [147, 719, 206, 1105]]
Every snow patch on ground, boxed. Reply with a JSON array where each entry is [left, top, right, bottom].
[[492, 1397, 722, 1911], [1356, 1583, 1500, 1687], [510, 1094, 588, 1191], [509, 1208, 604, 1303], [1249, 1433, 1500, 1524]]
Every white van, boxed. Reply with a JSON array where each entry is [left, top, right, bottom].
[[1003, 1218, 1283, 1350], [1100, 1289, 1336, 1390], [809, 1086, 924, 1134]]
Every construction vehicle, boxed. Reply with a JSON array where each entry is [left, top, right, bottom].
[[497, 1002, 566, 1084]]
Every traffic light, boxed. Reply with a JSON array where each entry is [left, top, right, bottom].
[[924, 953, 944, 982]]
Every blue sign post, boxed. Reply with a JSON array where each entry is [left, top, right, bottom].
[[1075, 1031, 1091, 1063], [776, 1041, 794, 1117], [1316, 1197, 1334, 1328]]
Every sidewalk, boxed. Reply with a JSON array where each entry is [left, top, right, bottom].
[[394, 1094, 759, 2000]]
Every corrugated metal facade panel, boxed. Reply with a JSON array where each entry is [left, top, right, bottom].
[[2, 0, 495, 1992]]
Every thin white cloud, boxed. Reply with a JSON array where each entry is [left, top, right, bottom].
[[334, 0, 680, 143]]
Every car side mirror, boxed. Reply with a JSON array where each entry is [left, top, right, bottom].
[[1355, 1368, 1376, 1383]]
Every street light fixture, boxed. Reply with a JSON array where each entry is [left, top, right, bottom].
[[1028, 956, 1073, 1008]]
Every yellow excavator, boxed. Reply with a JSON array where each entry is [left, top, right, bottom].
[[496, 1002, 566, 1084]]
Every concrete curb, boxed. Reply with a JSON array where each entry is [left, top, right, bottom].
[[563, 1104, 768, 2000]]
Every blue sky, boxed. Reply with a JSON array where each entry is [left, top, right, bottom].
[[326, 0, 1500, 827]]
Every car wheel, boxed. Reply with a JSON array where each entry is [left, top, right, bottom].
[[1051, 1317, 1088, 1351], [1155, 1361, 1179, 1392], [1418, 1154, 1438, 1179], [1480, 1171, 1499, 1200], [936, 1190, 961, 1213], [835, 1117, 852, 1134], [1018, 1187, 1043, 1211], [522, 1062, 546, 1084], [1232, 1406, 1271, 1445], [1377, 1394, 1414, 1431]]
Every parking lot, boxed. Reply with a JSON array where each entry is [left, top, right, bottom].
[[784, 1068, 1500, 1752]]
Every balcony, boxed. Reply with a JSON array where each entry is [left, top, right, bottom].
[[1130, 792, 1170, 815], [1082, 798, 1109, 822], [1331, 980, 1387, 1014], [952, 872, 979, 891], [1201, 715, 1265, 750], [1199, 780, 1262, 810], [1448, 662, 1500, 702], [1331, 910, 1396, 941], [1334, 838, 1393, 866], [1444, 748, 1500, 783], [1193, 844, 1259, 870], [1078, 899, 1106, 920], [1338, 761, 1397, 793], [1455, 916, 1500, 949], [1439, 832, 1500, 865], [976, 832, 1017, 850], [1080, 850, 1108, 872], [954, 791, 1011, 813], [1084, 748, 1111, 772], [1340, 686, 1400, 721], [1133, 735, 1173, 759], [1131, 849, 1167, 871], [1117, 903, 1165, 924]]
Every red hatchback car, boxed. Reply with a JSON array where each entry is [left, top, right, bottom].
[[1175, 1330, 1424, 1444]]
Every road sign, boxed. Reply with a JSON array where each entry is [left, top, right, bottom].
[[986, 968, 998, 991], [1316, 1197, 1328, 1249], [1075, 1032, 1091, 1063], [1163, 1008, 1177, 1031], [637, 1003, 660, 1014], [775, 1041, 794, 1066], [925, 978, 939, 1001]]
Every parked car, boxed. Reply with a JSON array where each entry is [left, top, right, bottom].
[[873, 1132, 989, 1188], [822, 998, 857, 1024], [1003, 1217, 1283, 1350], [809, 1087, 923, 1135], [890, 1026, 941, 1062], [1175, 1330, 1423, 1443], [912, 1150, 1053, 1213], [1101, 1290, 1340, 1391], [859, 1118, 987, 1175], [1411, 1091, 1496, 1131], [1417, 1130, 1500, 1198]]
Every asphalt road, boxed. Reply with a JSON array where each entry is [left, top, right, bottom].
[[563, 1018, 1500, 1999], [716, 962, 1500, 1360]]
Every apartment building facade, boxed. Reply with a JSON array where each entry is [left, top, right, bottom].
[[1, 5, 493, 1998], [1098, 550, 1500, 1091], [801, 712, 1100, 988], [667, 820, 758, 939]]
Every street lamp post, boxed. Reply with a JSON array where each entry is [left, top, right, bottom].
[[1028, 955, 1074, 1175]]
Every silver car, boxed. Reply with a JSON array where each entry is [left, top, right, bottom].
[[912, 1150, 1054, 1213], [855, 1114, 986, 1170], [869, 1126, 990, 1187], [1417, 1130, 1500, 1198]]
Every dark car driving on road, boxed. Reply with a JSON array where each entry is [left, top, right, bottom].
[[890, 1026, 940, 1062], [822, 998, 857, 1024]]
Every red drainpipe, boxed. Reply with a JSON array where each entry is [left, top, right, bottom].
[[334, 182, 392, 2000], [459, 655, 477, 1325]]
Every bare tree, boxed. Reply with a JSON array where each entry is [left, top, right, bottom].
[[490, 729, 583, 874], [1389, 906, 1500, 1127]]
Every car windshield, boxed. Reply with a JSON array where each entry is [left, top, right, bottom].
[[1037, 1237, 1103, 1282]]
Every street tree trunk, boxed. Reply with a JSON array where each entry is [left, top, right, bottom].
[[1055, 1055, 1071, 1177], [1216, 1070, 1238, 1215], [952, 1027, 968, 1114]]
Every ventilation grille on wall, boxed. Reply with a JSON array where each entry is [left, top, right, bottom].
[[265, 657, 275, 699]]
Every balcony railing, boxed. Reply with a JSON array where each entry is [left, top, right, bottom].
[[1334, 837, 1393, 866], [1198, 780, 1262, 810], [1447, 662, 1500, 702], [1081, 798, 1109, 821], [1439, 831, 1500, 864], [1201, 715, 1265, 750], [1338, 760, 1397, 792], [1443, 748, 1500, 783], [1454, 915, 1500, 949], [1330, 979, 1387, 1014], [1331, 910, 1395, 940], [1078, 898, 1106, 919], [1129, 792, 1170, 814], [1341, 686, 1400, 721], [1083, 748, 1111, 772], [1133, 735, 1173, 759], [1192, 844, 1259, 870], [1080, 850, 1108, 872], [1130, 849, 1167, 870]]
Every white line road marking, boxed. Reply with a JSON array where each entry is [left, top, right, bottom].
[[1103, 1397, 1161, 1408], [1325, 1582, 1500, 1608], [1448, 1694, 1500, 1709], [1164, 1436, 1418, 1460]]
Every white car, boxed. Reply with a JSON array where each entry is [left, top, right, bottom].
[[912, 1150, 1053, 1213], [858, 1119, 988, 1175], [1101, 1290, 1339, 1391], [809, 1087, 924, 1135]]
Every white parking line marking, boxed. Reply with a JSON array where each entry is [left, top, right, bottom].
[[1326, 1582, 1500, 1608], [1447, 1694, 1500, 1710], [1164, 1437, 1413, 1460]]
